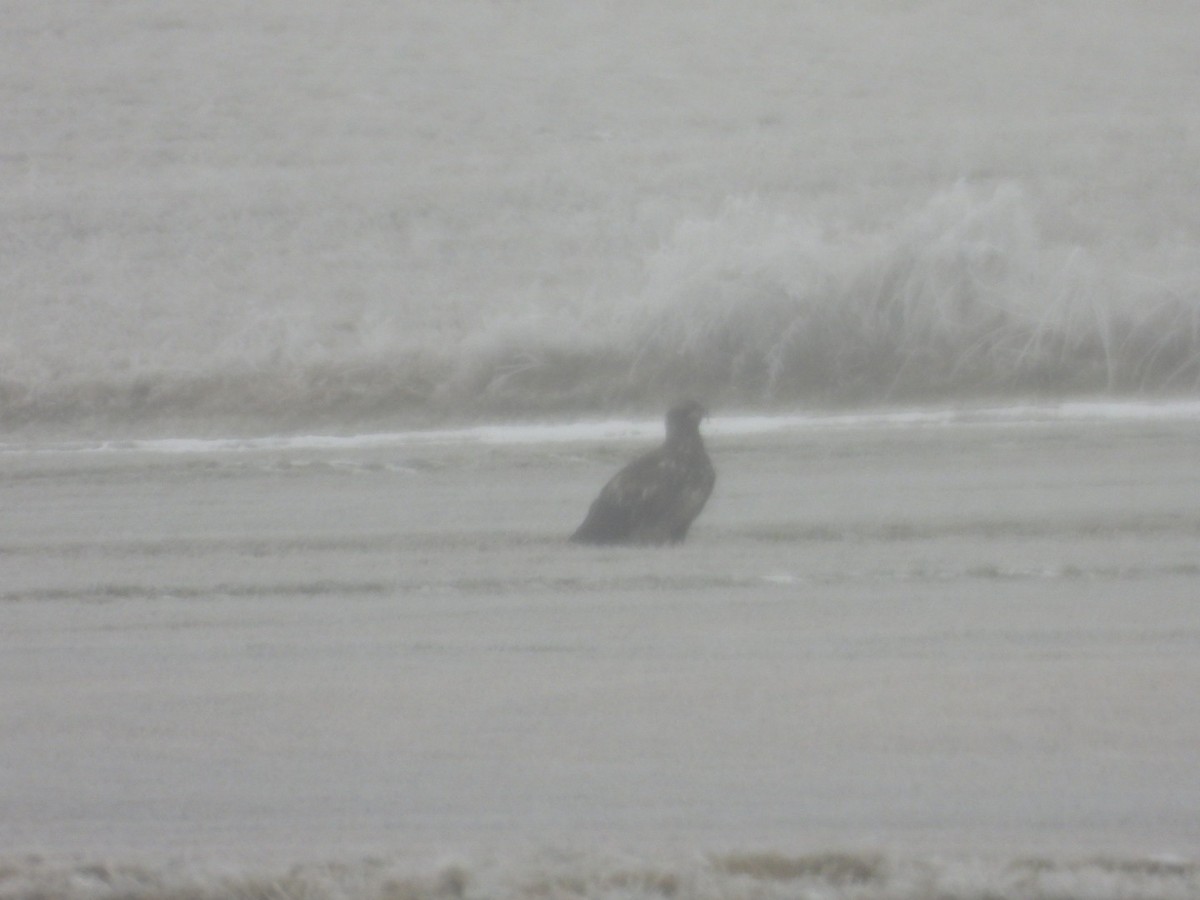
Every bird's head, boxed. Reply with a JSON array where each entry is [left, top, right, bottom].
[[665, 399, 707, 438]]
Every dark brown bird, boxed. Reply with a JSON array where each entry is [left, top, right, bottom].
[[570, 400, 715, 545]]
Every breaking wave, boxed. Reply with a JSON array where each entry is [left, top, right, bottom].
[[2, 850, 1197, 900], [4, 183, 1199, 435]]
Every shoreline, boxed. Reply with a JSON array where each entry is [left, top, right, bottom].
[[3, 397, 1200, 457], [2, 845, 1197, 900]]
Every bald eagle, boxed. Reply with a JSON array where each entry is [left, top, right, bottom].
[[570, 400, 715, 545]]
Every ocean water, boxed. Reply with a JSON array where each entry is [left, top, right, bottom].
[[3, 1, 1200, 436], [3, 2, 1200, 896]]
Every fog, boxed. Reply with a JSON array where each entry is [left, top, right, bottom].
[[3, 5, 1199, 897]]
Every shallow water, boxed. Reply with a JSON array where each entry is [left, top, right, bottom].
[[2, 413, 1198, 895]]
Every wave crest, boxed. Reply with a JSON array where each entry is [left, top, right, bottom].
[[5, 183, 1199, 434], [611, 182, 1200, 406]]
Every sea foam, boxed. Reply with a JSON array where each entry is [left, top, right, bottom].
[[2, 850, 1197, 900], [5, 398, 1199, 457]]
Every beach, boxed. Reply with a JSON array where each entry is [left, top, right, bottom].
[[3, 411, 1198, 890]]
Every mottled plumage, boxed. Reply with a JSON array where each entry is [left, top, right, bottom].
[[570, 400, 715, 545]]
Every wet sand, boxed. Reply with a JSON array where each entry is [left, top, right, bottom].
[[1, 416, 1199, 862]]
